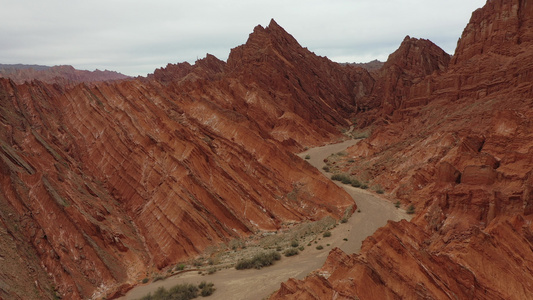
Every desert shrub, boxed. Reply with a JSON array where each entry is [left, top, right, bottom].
[[175, 264, 185, 271], [350, 180, 361, 188], [340, 217, 348, 223], [235, 251, 281, 270], [290, 240, 299, 248], [360, 184, 368, 189], [284, 248, 299, 257], [152, 275, 165, 282], [395, 201, 401, 208], [323, 231, 332, 238], [407, 204, 416, 214], [376, 189, 384, 194], [298, 246, 305, 251], [140, 283, 200, 300], [305, 154, 311, 160], [343, 238, 348, 241], [199, 281, 215, 297], [316, 245, 324, 250], [142, 277, 149, 284], [322, 166, 330, 172]]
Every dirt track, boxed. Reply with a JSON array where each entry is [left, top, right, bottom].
[[120, 139, 410, 300]]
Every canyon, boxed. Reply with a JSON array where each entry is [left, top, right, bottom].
[[1, 0, 533, 299]]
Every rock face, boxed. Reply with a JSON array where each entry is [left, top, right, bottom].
[[0, 20, 358, 299], [0, 64, 130, 84], [271, 0, 533, 299]]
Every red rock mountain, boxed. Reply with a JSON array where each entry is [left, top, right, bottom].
[[271, 0, 533, 299], [0, 20, 359, 299], [0, 64, 130, 84]]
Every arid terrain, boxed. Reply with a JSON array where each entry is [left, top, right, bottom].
[[1, 0, 533, 299], [120, 139, 409, 300]]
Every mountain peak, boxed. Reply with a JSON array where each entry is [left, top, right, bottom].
[[452, 0, 533, 64]]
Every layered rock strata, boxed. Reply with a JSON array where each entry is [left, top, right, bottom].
[[0, 20, 358, 299], [271, 0, 533, 299]]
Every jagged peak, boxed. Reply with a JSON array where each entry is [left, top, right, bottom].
[[383, 36, 450, 75], [452, 0, 533, 64]]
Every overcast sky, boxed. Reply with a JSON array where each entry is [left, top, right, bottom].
[[1, 0, 486, 76]]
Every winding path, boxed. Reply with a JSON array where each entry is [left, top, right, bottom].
[[119, 139, 410, 300]]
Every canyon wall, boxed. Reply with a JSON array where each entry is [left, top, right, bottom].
[[271, 0, 533, 299], [0, 20, 358, 299]]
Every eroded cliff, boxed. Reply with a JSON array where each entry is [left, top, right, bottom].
[[0, 20, 358, 299], [271, 0, 533, 299]]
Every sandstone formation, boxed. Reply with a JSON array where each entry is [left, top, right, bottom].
[[0, 20, 359, 299], [0, 64, 130, 85], [271, 0, 533, 299]]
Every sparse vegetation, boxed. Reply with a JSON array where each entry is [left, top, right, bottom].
[[316, 245, 324, 250], [142, 277, 149, 284], [235, 251, 281, 270], [407, 204, 416, 214], [305, 154, 311, 160], [322, 166, 330, 172], [284, 248, 299, 257], [152, 275, 165, 282], [140, 282, 215, 300], [290, 240, 299, 248], [395, 201, 401, 208], [323, 231, 332, 238]]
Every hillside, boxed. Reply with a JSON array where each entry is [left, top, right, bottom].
[[271, 0, 533, 299], [0, 20, 359, 299]]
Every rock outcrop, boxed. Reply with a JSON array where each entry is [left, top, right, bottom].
[[271, 0, 533, 299], [0, 20, 359, 300]]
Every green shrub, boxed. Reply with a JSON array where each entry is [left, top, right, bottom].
[[407, 204, 416, 214], [322, 166, 330, 172], [142, 277, 149, 284], [395, 201, 401, 208], [350, 180, 361, 188], [376, 189, 384, 194], [323, 231, 331, 238], [340, 217, 348, 223], [199, 281, 215, 297], [360, 184, 368, 189], [305, 154, 311, 160], [316, 245, 324, 250], [298, 246, 305, 251], [153, 275, 164, 282], [235, 251, 281, 270], [284, 248, 299, 257], [175, 264, 186, 271], [140, 283, 201, 300], [290, 240, 299, 248]]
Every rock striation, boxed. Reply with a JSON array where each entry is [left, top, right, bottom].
[[0, 20, 359, 299], [271, 0, 533, 299]]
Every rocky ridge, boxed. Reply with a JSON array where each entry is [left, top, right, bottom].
[[0, 64, 130, 84], [0, 20, 359, 299]]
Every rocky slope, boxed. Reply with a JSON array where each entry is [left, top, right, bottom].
[[271, 0, 533, 299], [0, 64, 130, 84], [0, 20, 360, 299]]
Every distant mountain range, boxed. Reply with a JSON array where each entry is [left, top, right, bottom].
[[0, 63, 130, 84]]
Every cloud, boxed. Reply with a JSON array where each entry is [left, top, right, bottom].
[[0, 0, 486, 76]]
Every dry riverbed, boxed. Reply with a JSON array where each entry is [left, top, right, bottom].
[[119, 139, 410, 300]]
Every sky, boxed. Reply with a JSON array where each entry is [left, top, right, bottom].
[[0, 0, 487, 77]]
